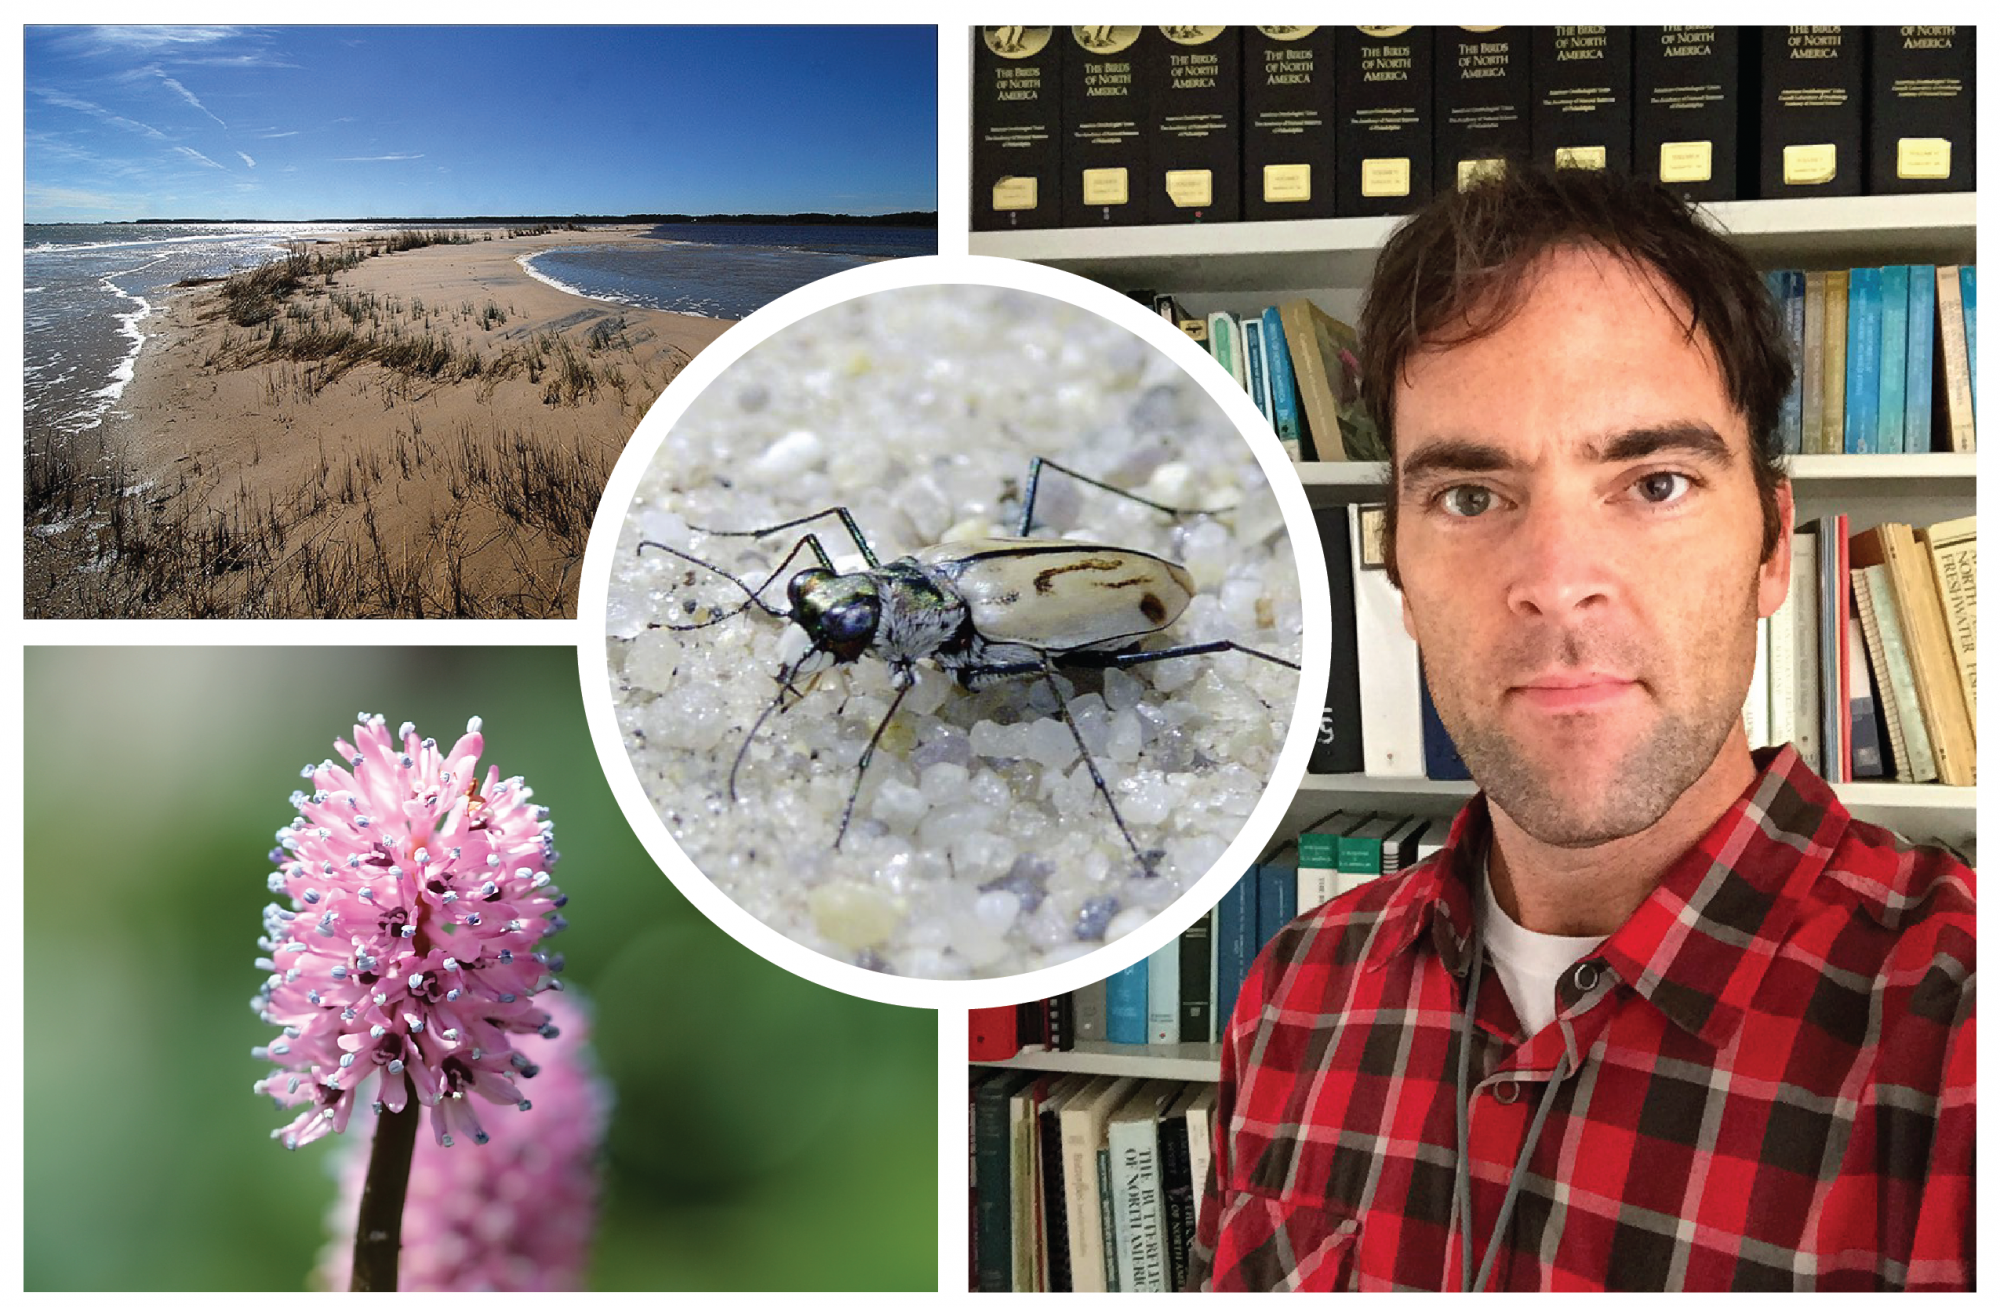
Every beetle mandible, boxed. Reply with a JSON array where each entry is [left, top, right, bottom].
[[636, 456, 1300, 876]]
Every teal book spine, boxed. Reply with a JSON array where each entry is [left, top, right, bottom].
[[1877, 265, 1910, 454], [1905, 265, 1937, 452], [1844, 266, 1882, 454], [1961, 265, 1976, 421], [1106, 958, 1149, 1044], [1260, 305, 1303, 448], [1241, 318, 1270, 419]]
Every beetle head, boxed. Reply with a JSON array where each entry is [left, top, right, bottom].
[[786, 568, 881, 662]]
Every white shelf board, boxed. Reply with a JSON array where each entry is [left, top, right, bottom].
[[970, 193, 1976, 294], [974, 1040, 1222, 1082], [1294, 772, 1973, 813]]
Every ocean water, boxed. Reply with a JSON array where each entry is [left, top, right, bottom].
[[24, 221, 383, 449], [521, 222, 937, 320]]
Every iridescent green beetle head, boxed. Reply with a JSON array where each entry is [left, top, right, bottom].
[[786, 568, 880, 662]]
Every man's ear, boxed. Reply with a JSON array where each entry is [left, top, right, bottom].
[[1758, 480, 1796, 619]]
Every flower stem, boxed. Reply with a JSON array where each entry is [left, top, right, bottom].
[[350, 1078, 419, 1291]]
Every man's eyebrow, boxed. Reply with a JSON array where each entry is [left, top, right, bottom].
[[1397, 421, 1737, 488]]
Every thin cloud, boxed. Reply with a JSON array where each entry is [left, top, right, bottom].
[[32, 87, 168, 140], [334, 152, 423, 162], [237, 151, 256, 169], [173, 145, 227, 170], [254, 129, 298, 139], [158, 73, 227, 127]]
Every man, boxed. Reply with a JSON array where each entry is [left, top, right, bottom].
[[1189, 167, 1973, 1291]]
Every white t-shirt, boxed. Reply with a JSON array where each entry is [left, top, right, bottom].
[[1479, 856, 1608, 1037]]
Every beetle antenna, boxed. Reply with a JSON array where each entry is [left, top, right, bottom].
[[728, 649, 818, 802], [1016, 456, 1241, 536], [637, 538, 789, 628]]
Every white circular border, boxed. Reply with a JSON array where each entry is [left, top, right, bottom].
[[578, 254, 1332, 1011]]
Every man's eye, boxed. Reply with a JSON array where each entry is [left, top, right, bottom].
[[1439, 485, 1494, 517], [1634, 472, 1691, 505]]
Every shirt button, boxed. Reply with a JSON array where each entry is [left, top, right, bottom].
[[1574, 962, 1600, 991], [1494, 1081, 1520, 1104]]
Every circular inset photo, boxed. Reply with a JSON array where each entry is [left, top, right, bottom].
[[585, 260, 1324, 993]]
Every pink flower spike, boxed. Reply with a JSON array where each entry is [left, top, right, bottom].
[[316, 990, 610, 1292], [253, 713, 568, 1152]]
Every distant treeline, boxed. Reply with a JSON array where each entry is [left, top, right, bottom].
[[128, 211, 938, 228]]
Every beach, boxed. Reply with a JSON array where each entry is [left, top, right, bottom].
[[27, 226, 732, 618]]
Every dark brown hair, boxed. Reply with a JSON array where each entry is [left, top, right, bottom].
[[1358, 166, 1793, 586]]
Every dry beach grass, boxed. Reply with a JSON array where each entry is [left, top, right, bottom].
[[25, 226, 732, 618]]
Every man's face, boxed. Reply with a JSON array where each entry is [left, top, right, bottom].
[[1393, 246, 1792, 848]]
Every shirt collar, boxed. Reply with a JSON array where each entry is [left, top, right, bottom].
[[1374, 745, 1850, 1047]]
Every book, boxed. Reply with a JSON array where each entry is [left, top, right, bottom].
[[1905, 263, 1938, 451], [1878, 265, 1911, 454], [1634, 25, 1745, 201], [1338, 815, 1403, 894], [1381, 815, 1430, 877], [1108, 1081, 1180, 1292], [1276, 297, 1384, 461], [1177, 910, 1213, 1044], [1743, 614, 1771, 748], [1073, 979, 1107, 1041], [1106, 958, 1149, 1044], [1866, 26, 1975, 195], [1433, 26, 1531, 190], [1843, 266, 1882, 453], [1146, 26, 1241, 223], [1758, 25, 1865, 198], [970, 1005, 1023, 1060], [1815, 516, 1848, 781], [973, 1068, 1039, 1291], [1350, 503, 1425, 776], [1059, 1076, 1139, 1293], [1146, 933, 1180, 1045], [1297, 811, 1359, 907], [1334, 26, 1433, 216], [1256, 858, 1297, 948], [1917, 515, 1976, 727], [973, 28, 1064, 231], [1307, 505, 1364, 774], [1821, 269, 1850, 454], [1036, 1075, 1091, 1292], [1206, 311, 1244, 389], [1769, 566, 1798, 752], [1062, 27, 1151, 227], [1242, 26, 1339, 220], [1417, 818, 1452, 862], [1240, 315, 1273, 420], [1962, 266, 1976, 417], [1853, 566, 1909, 778], [1859, 564, 1938, 782], [1155, 1082, 1203, 1288], [1846, 614, 1886, 779], [1788, 530, 1823, 774], [1850, 523, 1975, 785], [1420, 670, 1473, 781], [1530, 26, 1634, 174], [1182, 1083, 1217, 1231], [1773, 269, 1805, 453], [1802, 270, 1827, 453], [1935, 266, 1975, 451], [1212, 866, 1258, 1036], [1260, 305, 1307, 458]]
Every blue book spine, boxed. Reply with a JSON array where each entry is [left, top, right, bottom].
[[1213, 868, 1257, 1036], [1260, 305, 1303, 445], [1241, 319, 1270, 419], [1906, 265, 1937, 452], [1843, 266, 1881, 454], [1961, 265, 1976, 421], [1877, 265, 1910, 454], [1419, 673, 1472, 781], [1781, 270, 1806, 454], [1255, 861, 1296, 953], [1105, 959, 1149, 1044]]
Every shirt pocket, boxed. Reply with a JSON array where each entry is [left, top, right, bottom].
[[1209, 1187, 1360, 1292]]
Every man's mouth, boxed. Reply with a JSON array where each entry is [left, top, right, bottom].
[[1510, 673, 1640, 712]]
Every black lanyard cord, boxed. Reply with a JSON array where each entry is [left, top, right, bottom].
[[1455, 939, 1574, 1292]]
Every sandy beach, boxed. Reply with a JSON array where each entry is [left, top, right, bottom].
[[28, 226, 732, 617]]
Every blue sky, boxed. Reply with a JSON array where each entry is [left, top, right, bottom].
[[25, 25, 939, 222]]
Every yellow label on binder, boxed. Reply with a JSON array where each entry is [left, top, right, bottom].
[[1081, 167, 1129, 206], [1457, 158, 1506, 188], [1658, 140, 1713, 183], [1263, 163, 1312, 202], [1783, 143, 1838, 185], [1898, 138, 1952, 180], [1165, 169, 1213, 208], [1555, 145, 1607, 171], [1361, 157, 1411, 198], [991, 176, 1038, 212]]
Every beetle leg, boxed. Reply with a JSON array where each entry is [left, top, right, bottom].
[[729, 650, 817, 802], [1060, 639, 1300, 673], [1029, 651, 1161, 878], [834, 675, 915, 850], [1016, 456, 1223, 537], [692, 506, 880, 570]]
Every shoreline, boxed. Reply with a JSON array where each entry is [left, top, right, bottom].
[[28, 226, 734, 618]]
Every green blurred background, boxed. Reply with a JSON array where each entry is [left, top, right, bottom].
[[23, 646, 939, 1290]]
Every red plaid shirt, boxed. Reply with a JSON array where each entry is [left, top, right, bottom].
[[1191, 746, 1974, 1290]]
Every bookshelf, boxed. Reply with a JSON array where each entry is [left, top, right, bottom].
[[974, 1040, 1223, 1082], [976, 192, 1978, 878]]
